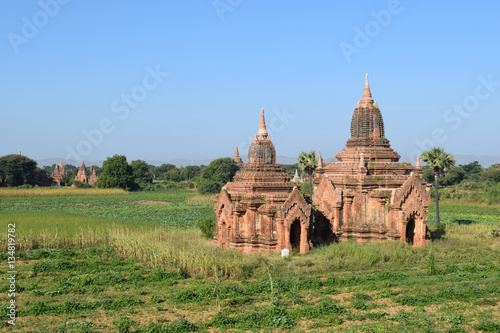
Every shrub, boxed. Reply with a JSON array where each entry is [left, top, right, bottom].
[[169, 318, 197, 333], [197, 217, 216, 239], [113, 316, 137, 333], [150, 294, 163, 304], [73, 181, 92, 188], [197, 179, 224, 194]]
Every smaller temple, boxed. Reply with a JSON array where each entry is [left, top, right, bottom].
[[214, 109, 312, 254], [292, 170, 301, 183], [232, 145, 244, 166], [75, 161, 89, 184], [75, 161, 99, 185], [89, 168, 98, 185], [75, 162, 99, 185], [50, 160, 67, 185]]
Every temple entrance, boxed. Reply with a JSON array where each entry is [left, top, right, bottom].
[[290, 219, 301, 251], [313, 211, 334, 245], [406, 218, 415, 244]]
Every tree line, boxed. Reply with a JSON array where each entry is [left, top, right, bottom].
[[1, 150, 499, 198], [0, 154, 242, 194]]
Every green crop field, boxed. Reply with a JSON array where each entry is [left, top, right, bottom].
[[0, 189, 499, 332]]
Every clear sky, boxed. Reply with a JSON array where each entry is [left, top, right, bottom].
[[1, 0, 499, 165]]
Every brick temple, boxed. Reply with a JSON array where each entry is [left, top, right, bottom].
[[50, 160, 67, 185], [214, 109, 312, 253], [75, 161, 98, 185], [313, 75, 430, 246], [214, 75, 430, 254]]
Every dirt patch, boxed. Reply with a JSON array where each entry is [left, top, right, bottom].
[[132, 200, 171, 205], [76, 203, 91, 207]]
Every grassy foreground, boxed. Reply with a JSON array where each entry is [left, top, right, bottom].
[[0, 189, 499, 331]]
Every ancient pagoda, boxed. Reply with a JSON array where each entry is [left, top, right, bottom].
[[89, 168, 98, 185], [214, 109, 312, 254], [313, 75, 430, 246], [232, 145, 244, 167], [75, 161, 99, 185], [50, 160, 67, 185]]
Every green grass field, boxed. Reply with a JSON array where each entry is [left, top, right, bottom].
[[0, 189, 499, 332]]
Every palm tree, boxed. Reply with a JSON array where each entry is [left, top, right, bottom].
[[297, 151, 317, 199], [421, 147, 455, 224]]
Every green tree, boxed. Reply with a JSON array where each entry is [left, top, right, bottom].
[[441, 166, 465, 186], [421, 165, 434, 183], [165, 168, 184, 182], [182, 165, 201, 180], [196, 158, 239, 194], [96, 155, 135, 190], [478, 164, 500, 182], [495, 171, 500, 183], [297, 151, 317, 199], [281, 163, 300, 177], [460, 161, 483, 178], [197, 179, 224, 194], [33, 167, 51, 186], [0, 154, 38, 187], [153, 163, 176, 179], [62, 164, 78, 185], [421, 147, 455, 224], [130, 160, 153, 185]]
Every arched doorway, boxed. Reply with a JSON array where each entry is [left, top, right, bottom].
[[290, 219, 301, 251], [313, 211, 334, 245], [406, 218, 415, 244]]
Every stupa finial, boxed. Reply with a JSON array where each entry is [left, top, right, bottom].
[[360, 73, 374, 107], [256, 108, 269, 139]]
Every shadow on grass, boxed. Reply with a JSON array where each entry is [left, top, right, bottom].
[[454, 219, 476, 225], [429, 223, 446, 240]]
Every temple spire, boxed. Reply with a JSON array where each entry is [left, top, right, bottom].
[[256, 108, 269, 139], [360, 73, 374, 107], [80, 160, 85, 169], [317, 150, 324, 168], [232, 144, 244, 166], [416, 155, 421, 169]]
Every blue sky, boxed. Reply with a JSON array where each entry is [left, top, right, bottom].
[[1, 0, 499, 165]]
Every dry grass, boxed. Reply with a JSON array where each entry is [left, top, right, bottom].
[[186, 193, 216, 205], [0, 187, 129, 197], [4, 217, 498, 280]]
